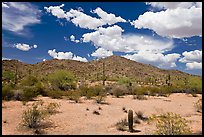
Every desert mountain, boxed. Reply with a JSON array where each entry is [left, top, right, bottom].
[[2, 55, 200, 85]]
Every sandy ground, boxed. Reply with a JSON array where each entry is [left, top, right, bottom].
[[2, 93, 202, 135]]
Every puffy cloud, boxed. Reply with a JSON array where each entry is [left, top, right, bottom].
[[70, 35, 80, 43], [132, 3, 202, 38], [43, 59, 46, 62], [44, 4, 66, 18], [2, 2, 41, 33], [186, 62, 202, 70], [14, 43, 32, 51], [48, 49, 87, 62], [179, 50, 202, 70], [33, 44, 37, 48], [82, 25, 174, 53], [123, 51, 181, 69], [92, 7, 126, 25], [179, 50, 202, 63], [91, 48, 113, 58], [44, 5, 126, 30]]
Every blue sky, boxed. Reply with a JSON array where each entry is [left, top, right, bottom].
[[2, 2, 202, 76]]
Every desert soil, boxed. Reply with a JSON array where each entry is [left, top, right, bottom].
[[2, 93, 202, 135]]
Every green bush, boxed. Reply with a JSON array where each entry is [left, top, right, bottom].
[[21, 75, 38, 87], [47, 70, 77, 91], [47, 90, 64, 99], [22, 87, 39, 101], [2, 70, 15, 83], [2, 84, 14, 100], [149, 112, 192, 135], [67, 90, 81, 103]]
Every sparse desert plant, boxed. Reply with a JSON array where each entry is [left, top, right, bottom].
[[135, 111, 148, 121], [149, 112, 192, 135], [68, 90, 81, 103], [86, 108, 89, 111], [116, 118, 128, 131], [93, 110, 100, 115], [95, 91, 106, 104], [128, 109, 134, 132], [194, 99, 202, 113], [133, 95, 147, 100], [46, 102, 60, 114], [21, 102, 47, 128]]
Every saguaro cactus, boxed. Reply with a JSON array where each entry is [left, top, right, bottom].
[[128, 109, 134, 132]]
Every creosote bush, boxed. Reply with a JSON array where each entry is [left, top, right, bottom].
[[148, 112, 192, 135]]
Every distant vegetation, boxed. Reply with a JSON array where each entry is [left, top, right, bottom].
[[2, 56, 202, 102]]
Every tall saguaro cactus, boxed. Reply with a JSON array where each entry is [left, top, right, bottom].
[[102, 62, 106, 86], [128, 109, 134, 132]]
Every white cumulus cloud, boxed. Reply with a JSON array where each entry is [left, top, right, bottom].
[[132, 2, 202, 38], [33, 44, 37, 48], [48, 49, 87, 62], [44, 5, 126, 30], [82, 25, 174, 53], [186, 62, 202, 70], [70, 35, 80, 43], [92, 7, 126, 25], [91, 48, 113, 58], [179, 50, 202, 63], [14, 43, 32, 51]]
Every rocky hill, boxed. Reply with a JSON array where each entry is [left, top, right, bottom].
[[2, 55, 200, 85]]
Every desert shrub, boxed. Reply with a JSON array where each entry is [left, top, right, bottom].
[[112, 84, 127, 98], [21, 75, 38, 87], [116, 118, 128, 131], [149, 112, 192, 135], [2, 84, 14, 100], [117, 77, 133, 87], [13, 90, 23, 101], [194, 99, 202, 113], [133, 86, 147, 95], [46, 102, 60, 114], [83, 85, 106, 100], [22, 87, 39, 101], [68, 90, 81, 103], [22, 102, 47, 128], [2, 70, 15, 83], [133, 95, 147, 100], [47, 70, 77, 91], [135, 111, 148, 121], [47, 90, 64, 99]]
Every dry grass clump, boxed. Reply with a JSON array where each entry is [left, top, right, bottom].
[[115, 118, 128, 131], [148, 112, 192, 135]]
